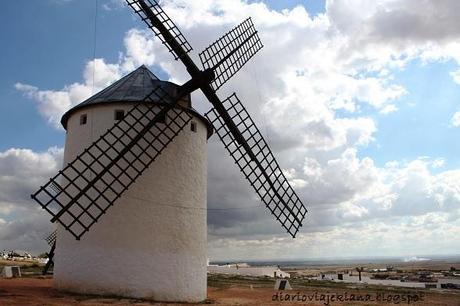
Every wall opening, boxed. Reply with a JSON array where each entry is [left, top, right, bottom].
[[191, 121, 197, 133], [114, 110, 125, 121], [80, 114, 87, 125]]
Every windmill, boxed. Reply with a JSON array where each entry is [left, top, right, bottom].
[[42, 230, 56, 275], [31, 0, 307, 302]]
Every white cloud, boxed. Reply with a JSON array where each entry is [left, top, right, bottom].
[[209, 216, 460, 260], [450, 69, 460, 84], [121, 29, 158, 72], [16, 30, 157, 129], [327, 0, 460, 43], [432, 158, 445, 169], [11, 0, 460, 258], [15, 83, 74, 128], [0, 147, 63, 254], [17, 0, 460, 132], [300, 148, 380, 206], [326, 0, 460, 70], [208, 155, 460, 260], [451, 111, 460, 127], [380, 104, 398, 114], [102, 0, 125, 11], [15, 60, 115, 129]]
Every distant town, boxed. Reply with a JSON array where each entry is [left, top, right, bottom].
[[2, 252, 460, 304], [209, 257, 460, 290], [1, 250, 48, 264]]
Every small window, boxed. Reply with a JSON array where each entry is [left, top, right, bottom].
[[114, 110, 125, 121], [191, 121, 197, 133], [80, 114, 87, 125]]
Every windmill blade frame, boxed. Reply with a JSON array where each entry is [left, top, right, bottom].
[[126, 0, 193, 59], [42, 241, 56, 275], [125, 0, 308, 236], [205, 94, 307, 237], [42, 230, 57, 275], [44, 229, 57, 247], [199, 18, 263, 90], [32, 87, 193, 240]]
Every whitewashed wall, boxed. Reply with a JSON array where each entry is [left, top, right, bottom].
[[54, 103, 209, 302]]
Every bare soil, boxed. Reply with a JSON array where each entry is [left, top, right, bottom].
[[0, 276, 459, 306]]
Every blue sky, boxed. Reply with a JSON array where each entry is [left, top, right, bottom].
[[254, 0, 325, 14], [1, 0, 459, 258], [358, 59, 460, 169], [0, 0, 131, 151], [2, 0, 458, 169], [0, 0, 324, 151]]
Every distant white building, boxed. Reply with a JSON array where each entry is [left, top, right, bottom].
[[314, 271, 460, 289], [320, 273, 344, 281], [371, 268, 388, 272], [208, 264, 290, 278]]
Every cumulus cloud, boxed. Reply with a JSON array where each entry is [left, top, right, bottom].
[[209, 156, 460, 260], [16, 60, 110, 129], [11, 0, 460, 258], [326, 0, 460, 72], [450, 69, 460, 85], [451, 111, 460, 127], [15, 83, 75, 129], [102, 0, 125, 11], [0, 148, 63, 253], [16, 29, 157, 129], [327, 0, 460, 43]]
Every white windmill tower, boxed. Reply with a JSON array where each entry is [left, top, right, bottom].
[[32, 0, 308, 302], [56, 66, 212, 300]]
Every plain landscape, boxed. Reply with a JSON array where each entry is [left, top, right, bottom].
[[1, 257, 460, 305]]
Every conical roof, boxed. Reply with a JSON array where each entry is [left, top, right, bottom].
[[60, 65, 190, 128]]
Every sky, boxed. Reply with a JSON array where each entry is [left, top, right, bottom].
[[0, 0, 459, 260]]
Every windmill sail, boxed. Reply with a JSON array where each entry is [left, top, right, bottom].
[[205, 94, 307, 237], [126, 0, 193, 59], [44, 230, 57, 247], [32, 87, 192, 240], [199, 18, 263, 90]]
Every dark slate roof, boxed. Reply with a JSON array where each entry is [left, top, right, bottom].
[[60, 65, 191, 129]]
